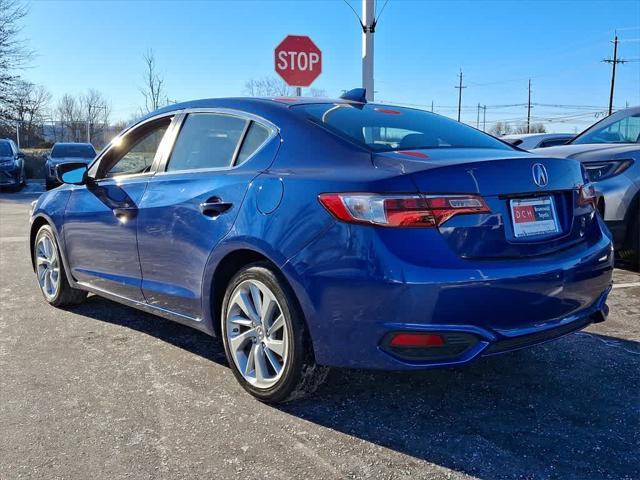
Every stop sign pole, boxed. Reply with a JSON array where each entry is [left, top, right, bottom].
[[275, 35, 322, 96]]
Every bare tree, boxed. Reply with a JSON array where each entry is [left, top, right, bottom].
[[80, 89, 111, 144], [140, 49, 168, 113], [0, 0, 34, 138], [513, 122, 546, 134], [306, 87, 327, 97], [244, 76, 293, 97], [0, 0, 32, 100], [8, 80, 51, 146], [490, 121, 513, 136], [56, 94, 83, 142]]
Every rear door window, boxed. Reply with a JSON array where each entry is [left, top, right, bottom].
[[166, 113, 247, 171]]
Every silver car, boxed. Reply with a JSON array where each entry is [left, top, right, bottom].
[[501, 133, 574, 150], [533, 106, 639, 269]]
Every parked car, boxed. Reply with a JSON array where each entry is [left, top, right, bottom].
[[0, 138, 26, 191], [501, 133, 574, 150], [45, 142, 96, 190], [532, 106, 639, 268], [29, 92, 613, 403]]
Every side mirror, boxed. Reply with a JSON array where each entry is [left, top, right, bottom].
[[17, 152, 25, 159], [56, 162, 88, 185]]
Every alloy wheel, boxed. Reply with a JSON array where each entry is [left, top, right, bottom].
[[36, 234, 60, 300], [225, 279, 289, 389]]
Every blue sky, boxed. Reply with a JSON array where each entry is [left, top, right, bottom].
[[22, 0, 640, 132]]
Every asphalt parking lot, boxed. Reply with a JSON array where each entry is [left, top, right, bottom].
[[1, 189, 638, 480]]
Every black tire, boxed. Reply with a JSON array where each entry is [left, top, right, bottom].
[[221, 262, 328, 403], [618, 212, 639, 271], [34, 225, 88, 307]]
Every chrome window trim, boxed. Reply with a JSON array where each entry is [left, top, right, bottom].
[[156, 108, 279, 176]]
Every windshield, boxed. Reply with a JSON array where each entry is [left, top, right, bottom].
[[51, 144, 96, 158], [292, 103, 513, 152], [572, 112, 640, 145], [0, 142, 13, 156]]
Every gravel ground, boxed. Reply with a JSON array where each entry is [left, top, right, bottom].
[[1, 191, 638, 480]]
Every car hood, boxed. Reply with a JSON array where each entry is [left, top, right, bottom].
[[48, 156, 93, 164], [531, 143, 640, 161]]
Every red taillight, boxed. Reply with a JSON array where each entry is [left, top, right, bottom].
[[389, 333, 445, 347], [578, 183, 598, 209], [318, 193, 489, 227]]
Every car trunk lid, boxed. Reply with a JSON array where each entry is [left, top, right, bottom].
[[373, 148, 597, 258]]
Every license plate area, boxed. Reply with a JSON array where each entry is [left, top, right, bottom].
[[510, 196, 560, 238]]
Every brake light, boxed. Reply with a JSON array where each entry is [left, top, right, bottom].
[[578, 183, 598, 209], [318, 193, 489, 227]]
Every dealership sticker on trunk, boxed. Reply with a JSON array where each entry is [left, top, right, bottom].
[[510, 196, 560, 238]]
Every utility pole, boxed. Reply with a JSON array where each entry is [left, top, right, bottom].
[[476, 103, 481, 129], [527, 79, 532, 133], [482, 105, 487, 132], [431, 100, 434, 112], [603, 35, 626, 115], [455, 69, 466, 122], [362, 0, 375, 101], [16, 123, 20, 149]]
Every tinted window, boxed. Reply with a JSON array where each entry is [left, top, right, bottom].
[[236, 122, 271, 165], [167, 113, 247, 171], [51, 144, 96, 158], [539, 137, 570, 148], [105, 122, 169, 177], [292, 103, 512, 153], [572, 113, 640, 145], [0, 141, 13, 156]]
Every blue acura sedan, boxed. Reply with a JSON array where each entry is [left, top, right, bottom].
[[29, 90, 614, 402]]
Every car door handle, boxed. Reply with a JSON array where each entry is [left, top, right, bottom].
[[199, 198, 233, 217], [113, 207, 137, 220]]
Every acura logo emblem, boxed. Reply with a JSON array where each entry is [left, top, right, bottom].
[[532, 163, 549, 187]]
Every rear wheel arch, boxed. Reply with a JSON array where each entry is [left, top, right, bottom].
[[210, 249, 281, 337], [209, 249, 317, 362]]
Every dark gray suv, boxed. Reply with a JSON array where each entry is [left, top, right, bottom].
[[0, 138, 26, 191]]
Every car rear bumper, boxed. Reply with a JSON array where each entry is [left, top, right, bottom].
[[284, 219, 614, 370]]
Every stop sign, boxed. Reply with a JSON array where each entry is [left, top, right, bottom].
[[274, 35, 322, 87]]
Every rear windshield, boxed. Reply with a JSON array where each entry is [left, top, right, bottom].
[[0, 142, 13, 156], [51, 144, 96, 158], [292, 103, 513, 152]]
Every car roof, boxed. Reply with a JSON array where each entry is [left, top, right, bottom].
[[135, 96, 358, 124], [52, 142, 95, 147]]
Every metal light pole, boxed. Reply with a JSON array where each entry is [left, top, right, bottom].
[[362, 0, 375, 101]]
